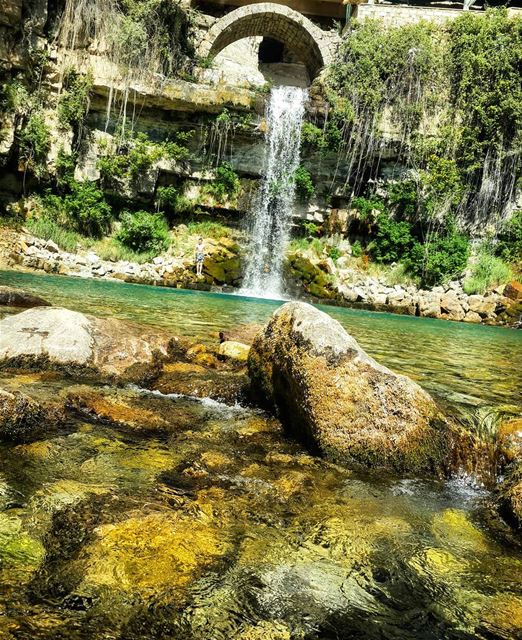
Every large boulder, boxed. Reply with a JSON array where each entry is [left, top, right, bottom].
[[248, 302, 450, 474], [0, 307, 174, 377], [0, 286, 50, 308]]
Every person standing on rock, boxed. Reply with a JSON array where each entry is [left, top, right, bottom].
[[195, 237, 205, 277]]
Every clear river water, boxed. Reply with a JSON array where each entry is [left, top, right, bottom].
[[0, 269, 521, 640]]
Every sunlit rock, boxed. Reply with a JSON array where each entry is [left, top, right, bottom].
[[218, 340, 250, 362], [248, 301, 451, 474], [431, 509, 489, 553]]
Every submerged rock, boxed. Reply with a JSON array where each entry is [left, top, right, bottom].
[[0, 307, 174, 378], [63, 510, 231, 612], [248, 302, 450, 474], [0, 286, 50, 308]]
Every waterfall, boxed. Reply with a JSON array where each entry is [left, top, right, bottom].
[[240, 86, 307, 298]]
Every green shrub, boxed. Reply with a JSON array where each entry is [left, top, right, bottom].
[[117, 210, 169, 253], [98, 131, 191, 184], [351, 196, 385, 222], [351, 240, 363, 257], [38, 181, 111, 238], [407, 224, 470, 287], [205, 163, 240, 203], [156, 185, 194, 219], [463, 251, 512, 295], [301, 122, 327, 151], [496, 210, 522, 265], [368, 213, 416, 264], [64, 181, 112, 238], [55, 149, 77, 189], [387, 180, 418, 220], [294, 166, 315, 201]]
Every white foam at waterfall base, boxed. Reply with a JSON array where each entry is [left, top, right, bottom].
[[240, 86, 308, 299]]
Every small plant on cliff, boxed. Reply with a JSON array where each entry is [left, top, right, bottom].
[[496, 210, 522, 266], [117, 210, 170, 253], [58, 70, 93, 140], [18, 113, 51, 178], [294, 166, 315, 201], [204, 163, 240, 203], [98, 131, 191, 185], [302, 221, 320, 237]]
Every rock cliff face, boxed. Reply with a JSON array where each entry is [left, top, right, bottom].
[[248, 301, 451, 474]]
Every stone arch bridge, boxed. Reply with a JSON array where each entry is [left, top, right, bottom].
[[196, 3, 340, 79]]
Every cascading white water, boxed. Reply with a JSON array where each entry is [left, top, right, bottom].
[[240, 86, 307, 298]]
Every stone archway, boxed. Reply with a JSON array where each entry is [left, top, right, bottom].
[[197, 3, 337, 79]]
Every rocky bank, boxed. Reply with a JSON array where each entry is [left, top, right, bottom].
[[2, 227, 521, 327]]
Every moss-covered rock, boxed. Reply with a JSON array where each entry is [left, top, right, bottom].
[[75, 511, 231, 599], [248, 302, 450, 474]]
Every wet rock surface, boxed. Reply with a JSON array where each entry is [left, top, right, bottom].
[[249, 301, 450, 474], [0, 387, 63, 443]]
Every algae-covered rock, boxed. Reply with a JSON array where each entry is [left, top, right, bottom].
[[66, 385, 176, 433], [152, 362, 248, 404], [0, 513, 45, 569], [0, 286, 50, 308], [0, 388, 62, 442], [248, 302, 450, 474], [0, 307, 174, 377], [76, 512, 230, 598]]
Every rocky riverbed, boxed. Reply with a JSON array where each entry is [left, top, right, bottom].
[[0, 292, 521, 638]]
